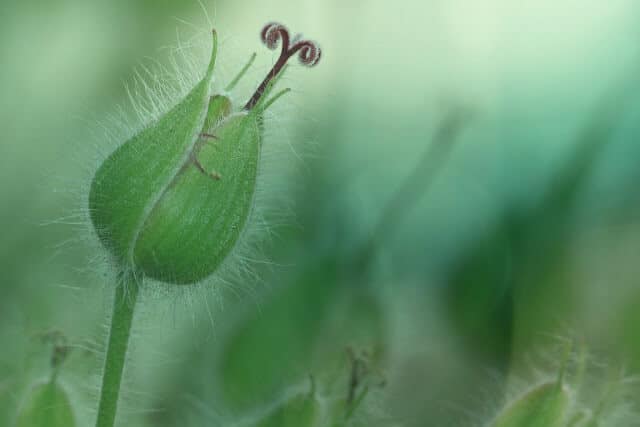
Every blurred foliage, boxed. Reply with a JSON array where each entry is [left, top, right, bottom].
[[1, 1, 640, 426], [15, 380, 76, 427], [444, 85, 633, 369], [490, 381, 569, 427]]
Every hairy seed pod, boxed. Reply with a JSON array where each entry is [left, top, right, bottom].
[[89, 24, 321, 284]]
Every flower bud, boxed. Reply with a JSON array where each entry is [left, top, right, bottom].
[[89, 24, 321, 284]]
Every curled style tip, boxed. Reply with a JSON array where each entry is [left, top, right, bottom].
[[261, 22, 286, 49], [260, 22, 322, 68], [244, 22, 322, 110]]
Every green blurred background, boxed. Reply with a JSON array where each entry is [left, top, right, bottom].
[[2, 0, 640, 425]]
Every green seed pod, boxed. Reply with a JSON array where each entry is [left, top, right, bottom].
[[89, 23, 321, 284], [15, 381, 76, 427], [490, 381, 570, 427]]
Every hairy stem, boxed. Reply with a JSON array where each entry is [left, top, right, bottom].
[[95, 271, 140, 427]]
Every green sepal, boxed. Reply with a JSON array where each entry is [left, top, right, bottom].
[[134, 111, 261, 283], [89, 32, 220, 271]]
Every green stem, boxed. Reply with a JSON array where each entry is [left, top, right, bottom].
[[95, 271, 140, 427]]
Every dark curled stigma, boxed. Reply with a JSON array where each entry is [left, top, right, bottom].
[[244, 22, 322, 110]]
